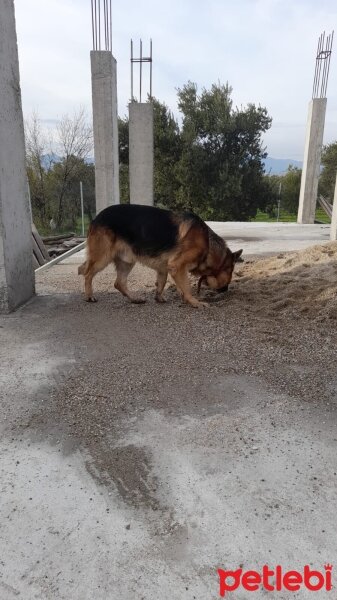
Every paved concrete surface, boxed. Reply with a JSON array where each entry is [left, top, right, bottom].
[[207, 222, 331, 255], [58, 223, 331, 270], [1, 224, 337, 599]]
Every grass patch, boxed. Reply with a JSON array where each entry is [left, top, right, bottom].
[[252, 207, 331, 224]]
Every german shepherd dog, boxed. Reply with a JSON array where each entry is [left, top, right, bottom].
[[78, 204, 242, 308]]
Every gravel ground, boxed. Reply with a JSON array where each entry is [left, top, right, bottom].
[[1, 247, 337, 599]]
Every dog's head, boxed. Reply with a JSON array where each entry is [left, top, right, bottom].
[[198, 248, 243, 293]]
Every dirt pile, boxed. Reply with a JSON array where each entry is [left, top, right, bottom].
[[233, 242, 337, 321]]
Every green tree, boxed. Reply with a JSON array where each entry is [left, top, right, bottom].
[[25, 112, 53, 227], [175, 81, 272, 220], [319, 141, 337, 201], [53, 109, 93, 227], [263, 174, 281, 217], [118, 116, 130, 204], [50, 158, 95, 229], [25, 109, 93, 231], [279, 166, 302, 213], [152, 97, 182, 209]]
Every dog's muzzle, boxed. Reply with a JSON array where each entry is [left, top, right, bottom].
[[217, 284, 229, 293]]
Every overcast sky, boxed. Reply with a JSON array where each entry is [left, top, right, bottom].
[[14, 0, 337, 160]]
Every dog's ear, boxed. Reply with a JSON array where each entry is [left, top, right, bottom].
[[232, 249, 243, 263]]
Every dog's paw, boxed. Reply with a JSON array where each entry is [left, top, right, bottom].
[[131, 297, 146, 304], [86, 296, 97, 303], [155, 295, 166, 303], [196, 301, 209, 308], [188, 299, 209, 308]]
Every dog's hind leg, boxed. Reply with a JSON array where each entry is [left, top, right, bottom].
[[155, 268, 168, 303], [84, 256, 111, 302], [79, 225, 115, 302], [114, 258, 145, 304], [78, 261, 87, 276]]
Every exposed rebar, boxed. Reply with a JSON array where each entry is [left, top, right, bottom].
[[91, 0, 113, 51], [140, 39, 143, 102], [150, 39, 153, 99], [131, 39, 134, 100], [130, 38, 153, 102], [312, 30, 334, 98]]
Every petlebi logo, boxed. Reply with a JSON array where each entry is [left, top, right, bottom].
[[217, 564, 333, 596]]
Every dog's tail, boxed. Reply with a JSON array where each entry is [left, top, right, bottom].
[[78, 223, 94, 276]]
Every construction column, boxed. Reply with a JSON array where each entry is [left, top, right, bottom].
[[0, 0, 34, 313], [90, 1, 119, 214], [297, 98, 327, 224], [297, 31, 333, 224], [129, 39, 154, 206], [330, 173, 337, 241], [129, 102, 154, 205]]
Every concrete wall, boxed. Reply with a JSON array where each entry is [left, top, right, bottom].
[[129, 102, 154, 205], [91, 51, 119, 214], [0, 0, 34, 313], [297, 98, 327, 224], [330, 171, 337, 241]]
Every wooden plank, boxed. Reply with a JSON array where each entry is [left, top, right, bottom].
[[32, 223, 50, 262], [35, 242, 86, 273], [32, 254, 40, 270], [318, 195, 332, 218], [32, 233, 46, 266], [42, 232, 75, 243]]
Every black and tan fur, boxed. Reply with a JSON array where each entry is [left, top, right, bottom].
[[78, 204, 242, 308]]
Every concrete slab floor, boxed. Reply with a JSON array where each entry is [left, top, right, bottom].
[[206, 222, 331, 255], [57, 222, 331, 267], [1, 224, 337, 600]]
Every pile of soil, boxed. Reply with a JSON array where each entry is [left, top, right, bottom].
[[232, 242, 337, 321]]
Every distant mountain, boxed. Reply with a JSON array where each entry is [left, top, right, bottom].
[[263, 157, 302, 175], [40, 153, 301, 176], [41, 154, 94, 169], [41, 153, 61, 169]]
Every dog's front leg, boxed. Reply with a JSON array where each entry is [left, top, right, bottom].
[[155, 269, 168, 303], [168, 265, 207, 308]]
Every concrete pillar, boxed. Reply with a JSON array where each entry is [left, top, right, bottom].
[[0, 0, 34, 313], [297, 98, 327, 224], [129, 102, 154, 205], [330, 171, 337, 241], [91, 51, 120, 214]]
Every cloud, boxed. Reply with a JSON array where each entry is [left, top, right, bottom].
[[15, 0, 337, 159]]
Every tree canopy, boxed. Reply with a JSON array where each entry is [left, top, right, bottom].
[[118, 81, 273, 220], [27, 81, 279, 230], [26, 109, 94, 231], [175, 82, 272, 219], [319, 141, 337, 201]]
